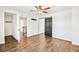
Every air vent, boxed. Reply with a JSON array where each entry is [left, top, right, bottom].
[[31, 18, 37, 21]]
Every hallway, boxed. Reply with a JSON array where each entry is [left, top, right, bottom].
[[0, 34, 79, 52]]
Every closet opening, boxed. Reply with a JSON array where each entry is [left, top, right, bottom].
[[4, 12, 18, 44]]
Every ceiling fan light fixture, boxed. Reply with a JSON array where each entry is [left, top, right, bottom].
[[34, 6, 51, 14], [37, 10, 42, 14]]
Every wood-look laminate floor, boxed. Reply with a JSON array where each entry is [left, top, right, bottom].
[[0, 34, 79, 52]]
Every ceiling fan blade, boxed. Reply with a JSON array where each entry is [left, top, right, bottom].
[[42, 10, 48, 13], [35, 6, 38, 9], [39, 6, 42, 10], [42, 7, 50, 10]]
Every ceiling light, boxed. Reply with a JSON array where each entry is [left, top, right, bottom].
[[37, 10, 42, 14]]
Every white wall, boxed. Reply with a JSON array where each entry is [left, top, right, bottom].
[[27, 17, 39, 37], [12, 14, 18, 40], [38, 18, 45, 34], [0, 8, 5, 44], [20, 20, 24, 32], [52, 10, 72, 41], [72, 7, 79, 45], [27, 17, 45, 37], [12, 14, 23, 42], [5, 23, 13, 36]]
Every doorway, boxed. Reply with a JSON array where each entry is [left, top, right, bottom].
[[45, 17, 52, 37], [19, 16, 27, 37]]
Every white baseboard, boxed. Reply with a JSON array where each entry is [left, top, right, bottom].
[[52, 35, 72, 42], [0, 41, 5, 44], [72, 41, 79, 46]]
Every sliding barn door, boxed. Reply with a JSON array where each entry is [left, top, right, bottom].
[[45, 17, 52, 37]]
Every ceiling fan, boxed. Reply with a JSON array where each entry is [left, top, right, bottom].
[[31, 6, 50, 14]]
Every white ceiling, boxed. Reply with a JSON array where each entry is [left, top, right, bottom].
[[2, 6, 72, 16]]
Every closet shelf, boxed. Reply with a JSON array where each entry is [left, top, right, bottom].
[[5, 21, 12, 23]]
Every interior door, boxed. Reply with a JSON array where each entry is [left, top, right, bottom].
[[45, 17, 52, 37]]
